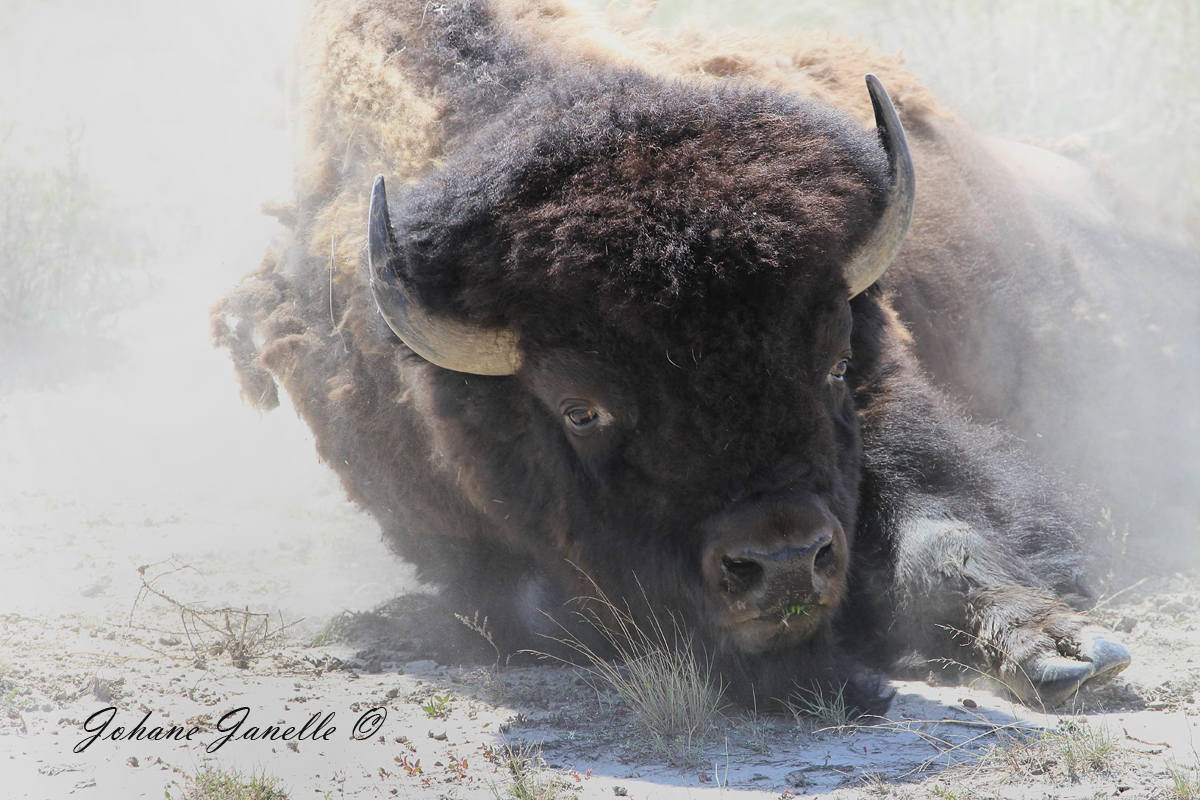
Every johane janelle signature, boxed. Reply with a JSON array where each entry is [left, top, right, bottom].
[[75, 705, 386, 754]]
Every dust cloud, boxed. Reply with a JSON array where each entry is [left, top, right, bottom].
[[0, 0, 415, 630]]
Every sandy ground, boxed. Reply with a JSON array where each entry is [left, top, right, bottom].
[[2, 1, 1199, 798], [2, 482, 1200, 800]]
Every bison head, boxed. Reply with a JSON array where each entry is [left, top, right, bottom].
[[366, 70, 913, 711]]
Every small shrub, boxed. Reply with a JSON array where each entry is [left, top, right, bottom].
[[421, 692, 452, 718], [133, 562, 294, 668], [930, 784, 968, 800], [0, 124, 147, 336]]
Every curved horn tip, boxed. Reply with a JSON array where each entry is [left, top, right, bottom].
[[843, 74, 916, 298], [368, 174, 397, 280], [862, 74, 906, 155], [370, 174, 389, 226], [864, 75, 891, 132], [864, 73, 884, 97]]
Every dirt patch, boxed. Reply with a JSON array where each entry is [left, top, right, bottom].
[[2, 512, 1199, 800]]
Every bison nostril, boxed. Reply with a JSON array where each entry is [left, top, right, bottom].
[[813, 541, 834, 573], [720, 557, 764, 595]]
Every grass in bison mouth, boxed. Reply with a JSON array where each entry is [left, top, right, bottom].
[[778, 603, 815, 624]]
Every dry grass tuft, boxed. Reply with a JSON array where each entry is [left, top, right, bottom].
[[786, 682, 858, 736], [493, 742, 569, 800], [457, 610, 504, 670], [543, 581, 725, 766], [171, 766, 289, 800], [1168, 759, 1200, 799], [982, 717, 1122, 781]]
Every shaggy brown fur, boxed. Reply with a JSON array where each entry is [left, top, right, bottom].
[[213, 0, 1198, 712]]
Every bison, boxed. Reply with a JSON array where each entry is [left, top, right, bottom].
[[213, 0, 1199, 714]]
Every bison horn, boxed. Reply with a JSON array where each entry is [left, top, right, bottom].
[[843, 75, 916, 298], [368, 175, 523, 375]]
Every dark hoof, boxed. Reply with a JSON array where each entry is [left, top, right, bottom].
[[1013, 627, 1131, 707]]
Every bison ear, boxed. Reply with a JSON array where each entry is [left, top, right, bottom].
[[843, 75, 916, 298], [367, 175, 523, 375]]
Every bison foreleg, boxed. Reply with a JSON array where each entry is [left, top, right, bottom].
[[970, 587, 1131, 706], [889, 517, 1130, 706]]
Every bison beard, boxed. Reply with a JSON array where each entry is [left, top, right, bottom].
[[208, 0, 1170, 715]]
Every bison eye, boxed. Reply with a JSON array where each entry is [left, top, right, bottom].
[[830, 359, 849, 379], [563, 404, 601, 435]]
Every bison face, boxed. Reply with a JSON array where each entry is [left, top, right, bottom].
[[405, 285, 868, 675], [366, 70, 910, 708], [516, 314, 862, 657]]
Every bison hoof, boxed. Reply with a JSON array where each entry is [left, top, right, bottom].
[[1078, 627, 1133, 678], [1015, 627, 1131, 707]]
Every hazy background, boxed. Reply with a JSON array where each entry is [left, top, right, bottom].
[[0, 0, 416, 627], [1, 0, 1197, 628]]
